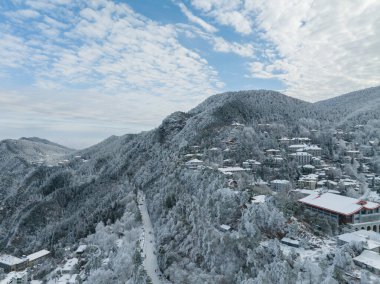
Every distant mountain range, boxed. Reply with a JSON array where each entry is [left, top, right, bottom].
[[0, 86, 379, 278]]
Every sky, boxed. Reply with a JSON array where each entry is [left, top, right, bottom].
[[0, 0, 379, 148]]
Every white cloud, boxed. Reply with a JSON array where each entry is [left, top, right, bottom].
[[191, 0, 380, 101], [0, 0, 226, 147], [177, 2, 217, 33]]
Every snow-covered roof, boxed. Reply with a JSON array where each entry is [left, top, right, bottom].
[[0, 254, 25, 266], [186, 158, 203, 164], [220, 224, 231, 231], [251, 195, 267, 204], [299, 193, 380, 215], [62, 258, 78, 272], [271, 179, 290, 184], [353, 250, 380, 271], [75, 245, 87, 254], [27, 249, 50, 262], [289, 144, 308, 148], [338, 230, 380, 250], [281, 238, 300, 246], [299, 174, 319, 181], [290, 152, 311, 156], [303, 165, 315, 169], [218, 167, 245, 174]]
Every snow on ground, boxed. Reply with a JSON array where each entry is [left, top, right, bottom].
[[138, 191, 170, 284]]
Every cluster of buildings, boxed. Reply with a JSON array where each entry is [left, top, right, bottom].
[[0, 250, 50, 283]]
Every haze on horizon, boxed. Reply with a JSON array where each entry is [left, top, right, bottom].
[[0, 0, 379, 148]]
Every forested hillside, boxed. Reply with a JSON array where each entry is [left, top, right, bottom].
[[1, 87, 379, 283]]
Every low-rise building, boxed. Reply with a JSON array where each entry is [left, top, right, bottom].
[[270, 180, 291, 191], [298, 174, 318, 190], [27, 249, 50, 266], [0, 270, 28, 284], [299, 193, 380, 231], [0, 255, 27, 272], [353, 250, 380, 275], [185, 158, 204, 169], [337, 230, 380, 253]]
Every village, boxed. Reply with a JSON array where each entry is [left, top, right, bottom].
[[183, 121, 380, 280]]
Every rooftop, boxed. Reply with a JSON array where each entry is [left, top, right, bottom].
[[338, 230, 380, 250], [0, 254, 25, 266], [299, 193, 380, 215], [27, 249, 50, 262], [354, 250, 380, 271]]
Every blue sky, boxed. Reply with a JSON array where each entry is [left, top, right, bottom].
[[0, 0, 379, 148]]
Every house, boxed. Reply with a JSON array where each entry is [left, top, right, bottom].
[[360, 145, 374, 156], [27, 249, 50, 266], [185, 158, 204, 169], [270, 180, 291, 191], [231, 122, 245, 129], [0, 255, 28, 272], [281, 237, 300, 248], [1, 270, 28, 284], [298, 174, 318, 190], [290, 152, 312, 165], [290, 137, 311, 145], [220, 224, 231, 232], [227, 179, 238, 189], [288, 144, 308, 153], [278, 137, 291, 146], [337, 230, 380, 253], [353, 250, 380, 275], [303, 145, 322, 157], [299, 192, 380, 231], [346, 150, 360, 158], [251, 195, 267, 204], [75, 245, 87, 255], [218, 167, 245, 175]]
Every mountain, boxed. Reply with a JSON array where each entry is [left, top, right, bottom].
[[0, 87, 379, 283], [315, 86, 380, 126]]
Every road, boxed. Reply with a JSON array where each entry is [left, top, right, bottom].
[[138, 191, 169, 284]]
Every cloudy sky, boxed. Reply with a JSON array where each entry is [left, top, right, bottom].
[[1, 0, 379, 148]]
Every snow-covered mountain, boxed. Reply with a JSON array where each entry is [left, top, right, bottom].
[[0, 87, 379, 283]]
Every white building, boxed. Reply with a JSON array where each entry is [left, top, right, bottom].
[[298, 174, 319, 190], [353, 250, 380, 275], [1, 270, 28, 284], [185, 159, 204, 169], [270, 180, 291, 191], [290, 152, 312, 165], [337, 230, 380, 253], [303, 145, 322, 157]]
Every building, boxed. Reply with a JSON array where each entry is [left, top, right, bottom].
[[337, 230, 380, 253], [278, 137, 290, 146], [346, 150, 360, 158], [270, 180, 291, 191], [185, 158, 204, 169], [281, 237, 300, 248], [298, 174, 318, 190], [303, 145, 322, 157], [299, 192, 380, 231], [290, 137, 311, 145], [290, 152, 312, 165], [220, 224, 231, 232], [288, 144, 308, 153], [27, 250, 50, 267], [0, 270, 28, 284], [75, 245, 87, 255], [0, 255, 27, 273], [353, 250, 380, 275]]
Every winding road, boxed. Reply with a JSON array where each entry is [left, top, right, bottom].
[[138, 191, 170, 284]]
